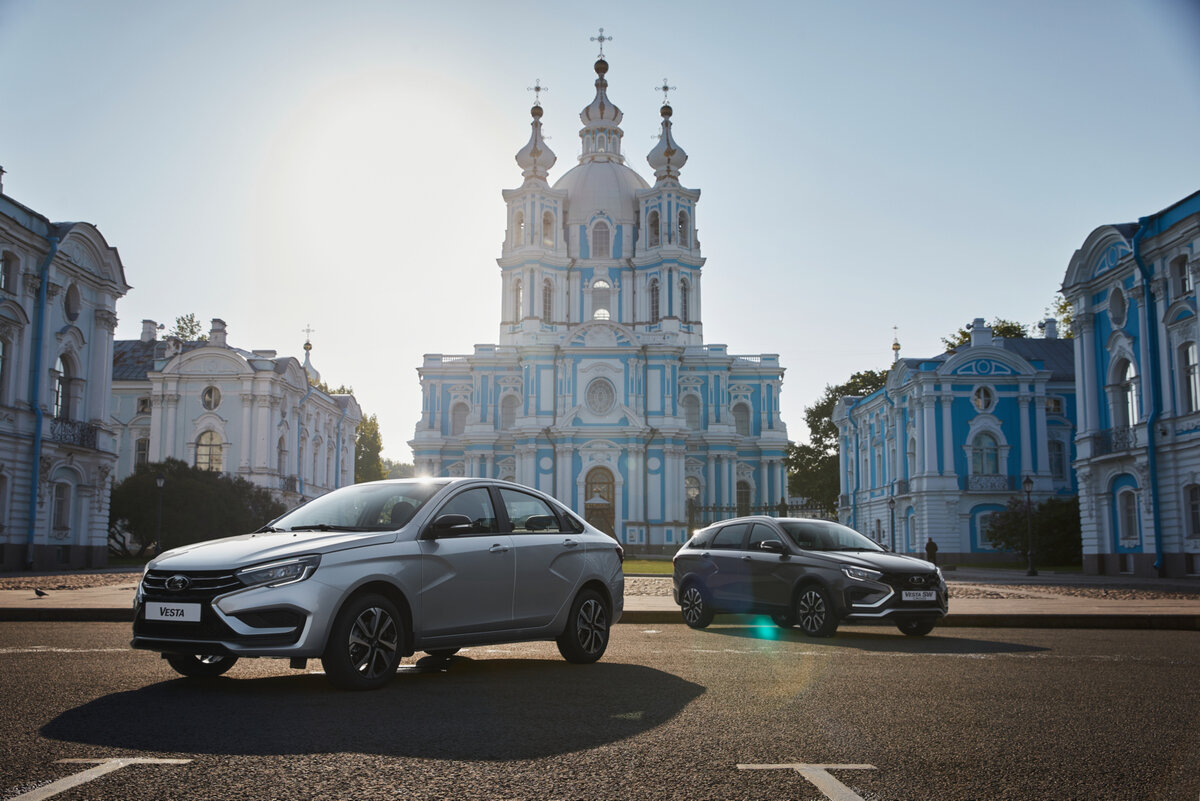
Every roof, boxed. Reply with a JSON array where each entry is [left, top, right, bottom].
[[997, 337, 1075, 381]]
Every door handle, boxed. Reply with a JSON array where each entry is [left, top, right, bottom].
[[741, 555, 751, 561], [700, 552, 711, 559], [562, 539, 579, 547], [489, 543, 510, 553]]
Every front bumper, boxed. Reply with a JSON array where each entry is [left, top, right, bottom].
[[839, 573, 949, 621]]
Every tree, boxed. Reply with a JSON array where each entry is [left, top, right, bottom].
[[786, 368, 889, 513], [983, 495, 1082, 566], [355, 414, 386, 483], [169, 313, 207, 342], [383, 459, 414, 479], [108, 458, 287, 555], [1044, 292, 1074, 338], [941, 317, 1028, 350]]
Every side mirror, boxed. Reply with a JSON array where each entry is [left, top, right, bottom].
[[759, 540, 785, 554], [523, 515, 556, 532], [426, 514, 473, 538]]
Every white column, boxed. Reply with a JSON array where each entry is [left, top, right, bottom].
[[706, 454, 716, 505], [1019, 394, 1032, 477], [1035, 396, 1049, 475], [240, 394, 252, 470], [940, 395, 954, 476], [923, 395, 938, 476], [1079, 314, 1099, 434]]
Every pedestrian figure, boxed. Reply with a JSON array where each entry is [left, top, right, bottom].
[[925, 538, 938, 565], [776, 497, 788, 518]]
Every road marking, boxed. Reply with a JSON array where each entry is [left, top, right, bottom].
[[738, 763, 877, 801], [0, 647, 127, 655], [8, 759, 191, 801]]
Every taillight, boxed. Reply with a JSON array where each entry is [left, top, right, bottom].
[[616, 544, 625, 564]]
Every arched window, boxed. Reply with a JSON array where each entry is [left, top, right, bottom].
[[500, 394, 520, 431], [1118, 489, 1139, 545], [685, 475, 701, 504], [584, 467, 615, 536], [450, 403, 469, 437], [592, 279, 611, 320], [196, 431, 223, 472], [649, 279, 660, 324], [1171, 255, 1193, 299], [1049, 439, 1067, 480], [681, 394, 700, 429], [680, 278, 690, 323], [542, 279, 553, 324], [52, 356, 70, 420], [647, 211, 660, 248], [513, 211, 525, 246], [135, 437, 149, 467], [971, 432, 999, 475], [52, 482, 71, 533], [542, 211, 555, 247], [1116, 359, 1138, 428], [0, 251, 17, 294], [736, 481, 752, 516], [733, 403, 751, 436], [678, 210, 690, 248], [907, 437, 917, 476], [313, 445, 320, 485], [592, 222, 611, 259], [1180, 342, 1199, 414], [513, 278, 524, 321]]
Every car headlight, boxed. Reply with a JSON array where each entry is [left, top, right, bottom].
[[236, 555, 320, 588], [842, 565, 883, 582]]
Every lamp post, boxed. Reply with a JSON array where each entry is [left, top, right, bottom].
[[888, 496, 896, 552], [155, 473, 165, 557], [1022, 475, 1037, 576]]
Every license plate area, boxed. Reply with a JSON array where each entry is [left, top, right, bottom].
[[902, 590, 937, 602], [146, 602, 202, 622]]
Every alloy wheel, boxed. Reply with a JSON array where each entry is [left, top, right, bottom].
[[347, 606, 400, 680]]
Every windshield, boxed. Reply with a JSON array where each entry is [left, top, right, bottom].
[[269, 480, 447, 532], [779, 519, 885, 552]]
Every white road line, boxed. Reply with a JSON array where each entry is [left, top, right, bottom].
[[739, 763, 876, 801], [7, 758, 191, 801], [0, 647, 128, 655]]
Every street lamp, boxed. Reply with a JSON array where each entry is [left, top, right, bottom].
[[888, 496, 896, 552], [155, 473, 165, 557], [1022, 475, 1037, 576]]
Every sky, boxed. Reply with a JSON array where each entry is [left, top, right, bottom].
[[2, 0, 1198, 462]]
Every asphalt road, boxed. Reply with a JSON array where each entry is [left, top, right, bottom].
[[1, 621, 1197, 801]]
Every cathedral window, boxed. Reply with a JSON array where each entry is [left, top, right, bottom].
[[971, 386, 995, 413], [678, 211, 690, 248], [52, 356, 71, 420], [1171, 255, 1193, 299], [500, 394, 519, 431], [647, 211, 660, 248], [681, 394, 701, 429], [736, 481, 752, 516], [592, 280, 611, 320], [680, 278, 690, 323], [64, 284, 81, 322], [201, 386, 221, 411], [135, 437, 149, 467], [513, 278, 524, 320], [542, 279, 553, 324], [0, 251, 17, 294], [1180, 342, 1199, 414], [970, 432, 999, 475], [0, 339, 7, 406], [1108, 286, 1127, 328], [1118, 489, 1139, 545], [514, 211, 525, 246], [1049, 439, 1067, 480], [196, 430, 223, 472], [649, 279, 660, 324], [1114, 359, 1138, 428], [277, 436, 286, 474], [592, 222, 611, 259], [1187, 485, 1200, 539], [542, 211, 555, 248], [450, 403, 468, 437], [733, 403, 751, 436], [586, 379, 616, 416], [52, 482, 71, 533]]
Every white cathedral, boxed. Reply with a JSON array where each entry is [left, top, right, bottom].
[[410, 53, 789, 552]]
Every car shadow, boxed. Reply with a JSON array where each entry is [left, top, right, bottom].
[[703, 619, 1049, 654], [41, 658, 705, 760]]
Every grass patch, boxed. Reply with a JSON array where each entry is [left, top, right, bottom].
[[623, 559, 673, 575]]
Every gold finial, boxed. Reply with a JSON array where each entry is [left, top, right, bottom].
[[303, 324, 315, 351], [892, 326, 901, 363]]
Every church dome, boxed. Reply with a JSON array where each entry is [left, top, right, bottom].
[[552, 159, 649, 223]]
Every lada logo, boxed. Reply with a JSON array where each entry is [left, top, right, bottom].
[[907, 575, 928, 587], [165, 575, 191, 591]]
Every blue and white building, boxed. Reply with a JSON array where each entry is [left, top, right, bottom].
[[410, 56, 789, 552], [833, 320, 1077, 561], [1063, 191, 1200, 577]]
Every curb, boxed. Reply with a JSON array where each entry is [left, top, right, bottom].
[[5, 607, 1197, 630]]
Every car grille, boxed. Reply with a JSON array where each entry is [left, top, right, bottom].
[[141, 569, 241, 602], [135, 569, 302, 647]]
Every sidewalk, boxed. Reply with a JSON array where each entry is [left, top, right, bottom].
[[2, 569, 1199, 629]]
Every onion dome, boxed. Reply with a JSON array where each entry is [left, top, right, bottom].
[[647, 103, 687, 181], [515, 104, 556, 181], [577, 59, 625, 163]]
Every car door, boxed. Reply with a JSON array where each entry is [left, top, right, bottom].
[[704, 522, 751, 608], [417, 486, 514, 637], [745, 522, 794, 611], [499, 487, 586, 629]]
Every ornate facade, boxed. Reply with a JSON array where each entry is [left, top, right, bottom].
[[0, 182, 130, 569], [111, 319, 361, 506], [834, 320, 1077, 561], [411, 55, 789, 551], [1063, 191, 1200, 577]]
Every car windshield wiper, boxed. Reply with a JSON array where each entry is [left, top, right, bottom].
[[285, 524, 359, 532], [255, 526, 285, 533]]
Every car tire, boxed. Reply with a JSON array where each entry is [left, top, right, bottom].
[[425, 648, 460, 659], [679, 582, 714, 629], [165, 653, 237, 678], [556, 588, 610, 664], [771, 611, 795, 628], [794, 585, 838, 638], [896, 617, 937, 637], [321, 593, 404, 690]]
